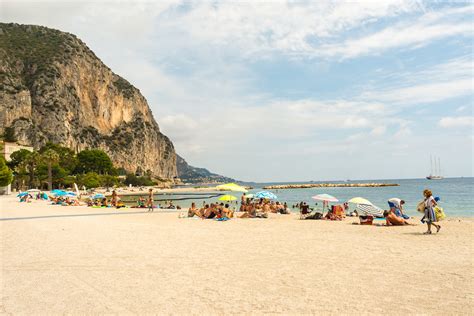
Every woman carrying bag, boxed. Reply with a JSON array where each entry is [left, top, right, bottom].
[[421, 189, 441, 234]]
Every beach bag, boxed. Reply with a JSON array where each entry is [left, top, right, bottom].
[[417, 201, 425, 213], [434, 206, 446, 221]]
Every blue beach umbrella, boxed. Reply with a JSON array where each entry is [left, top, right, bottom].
[[92, 193, 105, 199], [17, 192, 28, 197], [51, 189, 65, 194], [53, 191, 68, 197], [66, 191, 77, 196], [255, 191, 278, 200]]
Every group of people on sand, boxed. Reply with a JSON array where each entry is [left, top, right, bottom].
[[51, 195, 81, 206], [239, 199, 291, 218], [187, 202, 234, 219]]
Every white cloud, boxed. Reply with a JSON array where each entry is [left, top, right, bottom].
[[358, 55, 474, 105], [439, 116, 474, 128], [318, 7, 473, 59]]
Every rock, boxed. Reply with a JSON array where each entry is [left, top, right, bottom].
[[0, 23, 176, 178]]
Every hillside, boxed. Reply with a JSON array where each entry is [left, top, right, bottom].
[[0, 23, 176, 178], [176, 155, 236, 184]]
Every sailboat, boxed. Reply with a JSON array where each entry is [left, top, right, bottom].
[[426, 155, 444, 180]]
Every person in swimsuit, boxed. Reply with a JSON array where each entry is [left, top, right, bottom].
[[147, 188, 153, 212], [383, 210, 412, 226]]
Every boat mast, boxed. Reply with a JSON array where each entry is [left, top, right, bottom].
[[430, 155, 433, 176], [438, 157, 441, 176]]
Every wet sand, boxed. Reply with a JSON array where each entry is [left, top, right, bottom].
[[1, 195, 472, 314]]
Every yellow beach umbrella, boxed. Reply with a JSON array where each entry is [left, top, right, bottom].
[[215, 183, 248, 193], [218, 194, 237, 202], [347, 197, 373, 205]]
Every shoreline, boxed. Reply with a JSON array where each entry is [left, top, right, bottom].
[[263, 183, 399, 189]]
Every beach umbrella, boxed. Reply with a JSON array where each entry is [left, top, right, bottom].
[[348, 197, 373, 205], [92, 193, 105, 199], [255, 191, 278, 200], [27, 189, 41, 193], [312, 194, 339, 203], [17, 192, 29, 197], [51, 189, 65, 194], [356, 204, 384, 217], [218, 194, 237, 202], [66, 191, 77, 196], [53, 191, 68, 196], [215, 183, 248, 193]]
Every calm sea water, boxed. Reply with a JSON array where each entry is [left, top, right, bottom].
[[123, 178, 473, 216]]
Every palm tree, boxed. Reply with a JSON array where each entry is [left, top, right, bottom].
[[42, 149, 59, 191], [26, 151, 41, 189]]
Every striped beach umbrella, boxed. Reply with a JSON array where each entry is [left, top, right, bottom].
[[356, 204, 384, 217], [255, 191, 278, 200]]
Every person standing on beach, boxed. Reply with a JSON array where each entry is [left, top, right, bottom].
[[422, 189, 441, 234], [147, 188, 154, 212], [111, 190, 118, 207]]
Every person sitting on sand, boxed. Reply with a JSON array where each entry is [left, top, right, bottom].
[[384, 210, 412, 226], [187, 202, 200, 217], [223, 204, 234, 218]]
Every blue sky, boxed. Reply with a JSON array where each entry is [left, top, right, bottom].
[[2, 0, 473, 181]]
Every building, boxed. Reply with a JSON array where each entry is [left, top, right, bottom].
[[0, 142, 33, 195]]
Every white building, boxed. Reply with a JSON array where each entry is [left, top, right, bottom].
[[0, 142, 33, 195]]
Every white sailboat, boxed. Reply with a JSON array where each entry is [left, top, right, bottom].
[[427, 155, 444, 180]]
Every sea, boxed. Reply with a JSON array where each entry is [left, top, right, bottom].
[[123, 177, 473, 217]]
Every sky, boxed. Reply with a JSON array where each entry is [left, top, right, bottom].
[[1, 0, 473, 182]]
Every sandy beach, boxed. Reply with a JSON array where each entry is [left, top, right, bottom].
[[1, 195, 473, 315]]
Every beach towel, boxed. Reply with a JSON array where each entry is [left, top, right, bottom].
[[215, 217, 230, 221]]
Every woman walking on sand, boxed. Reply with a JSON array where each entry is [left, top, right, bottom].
[[422, 189, 441, 234]]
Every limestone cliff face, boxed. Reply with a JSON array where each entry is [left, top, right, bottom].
[[0, 23, 176, 178]]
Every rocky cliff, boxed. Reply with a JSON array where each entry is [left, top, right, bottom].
[[0, 23, 176, 178]]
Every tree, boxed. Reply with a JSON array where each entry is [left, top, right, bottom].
[[25, 151, 41, 188], [100, 174, 118, 188], [39, 142, 78, 174], [77, 172, 101, 188], [76, 149, 113, 174], [8, 149, 31, 170], [0, 157, 13, 186], [41, 149, 59, 191]]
